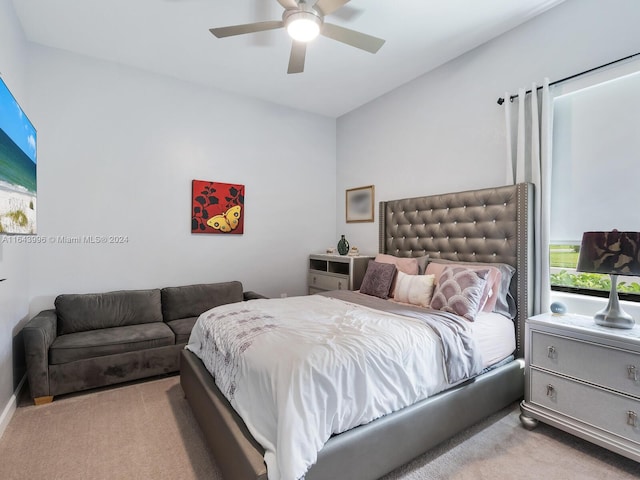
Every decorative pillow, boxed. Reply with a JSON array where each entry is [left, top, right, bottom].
[[415, 255, 430, 275], [393, 272, 435, 308], [427, 258, 516, 318], [429, 266, 489, 321], [374, 254, 419, 275], [359, 261, 397, 299], [426, 262, 501, 312]]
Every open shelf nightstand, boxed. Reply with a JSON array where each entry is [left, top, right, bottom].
[[307, 254, 373, 295]]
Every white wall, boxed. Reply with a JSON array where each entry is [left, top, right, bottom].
[[336, 0, 640, 256], [25, 45, 336, 315], [0, 0, 31, 436]]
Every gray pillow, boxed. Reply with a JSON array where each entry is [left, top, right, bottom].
[[360, 261, 397, 299], [430, 266, 489, 321], [415, 255, 430, 275]]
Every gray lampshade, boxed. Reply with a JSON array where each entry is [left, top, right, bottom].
[[576, 231, 640, 277]]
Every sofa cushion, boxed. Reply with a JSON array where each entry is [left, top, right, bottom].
[[161, 281, 244, 322], [49, 323, 175, 365], [55, 289, 163, 335], [166, 317, 198, 344]]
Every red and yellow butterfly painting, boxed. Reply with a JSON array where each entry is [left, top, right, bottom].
[[191, 180, 245, 234]]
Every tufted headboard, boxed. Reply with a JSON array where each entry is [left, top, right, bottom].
[[379, 183, 533, 357]]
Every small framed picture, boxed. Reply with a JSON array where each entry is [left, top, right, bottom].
[[346, 185, 375, 223]]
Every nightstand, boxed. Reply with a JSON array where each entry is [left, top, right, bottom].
[[520, 312, 640, 462], [307, 254, 373, 295]]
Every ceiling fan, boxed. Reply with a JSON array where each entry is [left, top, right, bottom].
[[209, 0, 385, 74]]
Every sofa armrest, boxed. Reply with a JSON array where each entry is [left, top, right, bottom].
[[243, 291, 268, 301], [23, 309, 58, 399]]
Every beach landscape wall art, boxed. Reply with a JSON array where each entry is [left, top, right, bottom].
[[191, 180, 244, 234], [0, 78, 37, 234]]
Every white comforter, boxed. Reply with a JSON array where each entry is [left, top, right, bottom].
[[186, 295, 454, 480]]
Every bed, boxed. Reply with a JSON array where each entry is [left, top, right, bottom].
[[180, 182, 533, 480]]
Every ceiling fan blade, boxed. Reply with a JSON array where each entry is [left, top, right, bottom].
[[210, 20, 284, 38], [277, 0, 299, 9], [314, 0, 350, 16], [287, 41, 307, 74], [321, 23, 385, 53]]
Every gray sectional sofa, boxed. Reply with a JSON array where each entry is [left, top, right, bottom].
[[23, 281, 265, 405]]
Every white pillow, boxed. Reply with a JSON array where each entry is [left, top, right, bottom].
[[392, 272, 435, 308]]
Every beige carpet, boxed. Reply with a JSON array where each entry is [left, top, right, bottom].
[[1, 375, 638, 480]]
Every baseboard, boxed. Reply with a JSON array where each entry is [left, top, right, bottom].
[[0, 375, 26, 440]]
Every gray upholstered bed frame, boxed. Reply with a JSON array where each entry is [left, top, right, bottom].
[[180, 182, 533, 480]]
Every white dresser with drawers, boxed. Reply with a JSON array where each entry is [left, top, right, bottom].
[[520, 312, 640, 462]]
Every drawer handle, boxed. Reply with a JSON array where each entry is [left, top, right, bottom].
[[546, 384, 555, 399], [547, 346, 556, 359], [627, 411, 637, 427], [628, 365, 638, 382], [313, 276, 317, 284], [338, 281, 343, 289]]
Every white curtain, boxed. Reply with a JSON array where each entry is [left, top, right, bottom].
[[504, 79, 553, 315]]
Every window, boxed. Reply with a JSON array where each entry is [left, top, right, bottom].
[[550, 67, 640, 302], [550, 244, 640, 301]]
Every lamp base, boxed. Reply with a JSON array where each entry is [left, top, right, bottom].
[[592, 274, 636, 329], [594, 308, 635, 329]]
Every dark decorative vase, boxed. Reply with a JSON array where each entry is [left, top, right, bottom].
[[337, 235, 349, 255]]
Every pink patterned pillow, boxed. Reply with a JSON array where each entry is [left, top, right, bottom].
[[429, 266, 489, 321], [426, 262, 501, 313]]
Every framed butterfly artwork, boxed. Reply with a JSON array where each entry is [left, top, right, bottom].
[[191, 180, 245, 234]]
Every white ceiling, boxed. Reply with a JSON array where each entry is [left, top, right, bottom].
[[12, 0, 565, 118]]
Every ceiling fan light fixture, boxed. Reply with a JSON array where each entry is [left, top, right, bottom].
[[285, 11, 321, 42], [210, 0, 385, 74]]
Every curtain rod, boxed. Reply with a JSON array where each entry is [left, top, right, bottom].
[[496, 51, 640, 105]]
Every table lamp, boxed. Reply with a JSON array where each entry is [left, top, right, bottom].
[[576, 230, 640, 329]]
